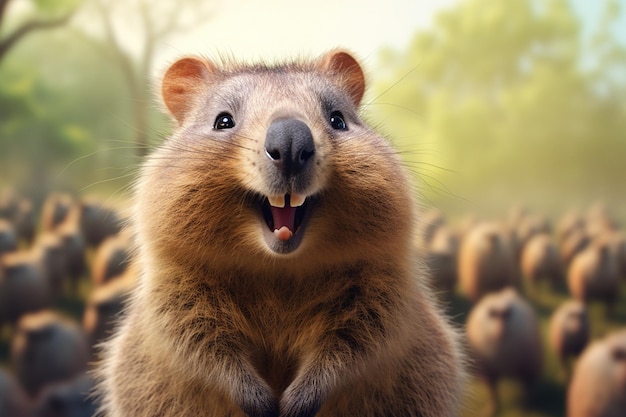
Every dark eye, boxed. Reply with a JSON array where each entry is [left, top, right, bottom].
[[329, 111, 347, 130], [214, 112, 235, 129], [612, 347, 626, 361]]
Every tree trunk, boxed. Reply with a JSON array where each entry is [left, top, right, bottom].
[[0, 12, 74, 63]]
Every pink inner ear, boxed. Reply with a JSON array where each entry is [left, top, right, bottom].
[[169, 58, 211, 80], [323, 51, 366, 106], [162, 58, 212, 123]]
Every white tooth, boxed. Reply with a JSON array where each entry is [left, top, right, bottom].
[[290, 194, 306, 207], [267, 195, 285, 208]]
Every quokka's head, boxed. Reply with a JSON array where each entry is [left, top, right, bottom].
[[136, 50, 415, 274]]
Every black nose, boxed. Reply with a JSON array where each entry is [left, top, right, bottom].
[[264, 119, 315, 177]]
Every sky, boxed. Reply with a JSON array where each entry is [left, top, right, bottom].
[[7, 0, 625, 72], [154, 0, 626, 76], [158, 0, 459, 68], [570, 0, 626, 44]]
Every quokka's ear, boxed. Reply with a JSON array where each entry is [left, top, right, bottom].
[[161, 57, 215, 123], [318, 50, 366, 107]]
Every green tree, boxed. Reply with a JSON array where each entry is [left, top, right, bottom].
[[370, 0, 626, 217], [81, 0, 216, 156], [0, 0, 80, 63], [0, 28, 136, 201]]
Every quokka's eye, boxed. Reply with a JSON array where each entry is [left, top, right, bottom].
[[214, 113, 235, 129], [329, 111, 347, 130]]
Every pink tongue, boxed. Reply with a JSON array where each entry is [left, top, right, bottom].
[[270, 206, 296, 241]]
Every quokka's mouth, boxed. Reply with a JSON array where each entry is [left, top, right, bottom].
[[260, 193, 312, 254]]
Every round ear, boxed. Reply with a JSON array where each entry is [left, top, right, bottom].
[[319, 50, 366, 107], [161, 57, 214, 123]]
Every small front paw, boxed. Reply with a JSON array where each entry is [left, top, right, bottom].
[[240, 384, 279, 417], [279, 385, 323, 417]]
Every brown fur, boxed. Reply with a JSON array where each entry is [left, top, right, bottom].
[[0, 251, 51, 324], [0, 193, 35, 245], [77, 198, 123, 247], [458, 222, 518, 303], [0, 219, 18, 256], [560, 228, 590, 269], [33, 233, 68, 298], [424, 225, 459, 296], [548, 300, 590, 379], [606, 232, 626, 280], [96, 50, 464, 417], [567, 239, 619, 316], [567, 329, 626, 417], [83, 267, 136, 357], [56, 220, 88, 293], [466, 287, 543, 416], [585, 202, 619, 240], [556, 210, 585, 245], [9, 197, 36, 245], [11, 310, 89, 399], [416, 209, 445, 250], [0, 189, 18, 219], [91, 232, 132, 287], [41, 193, 74, 233], [34, 372, 97, 417], [515, 214, 551, 255], [0, 368, 31, 417], [520, 233, 563, 291]]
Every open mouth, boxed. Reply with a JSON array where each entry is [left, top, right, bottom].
[[260, 193, 311, 254]]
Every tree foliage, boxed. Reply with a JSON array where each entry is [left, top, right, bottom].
[[370, 0, 626, 217], [80, 0, 215, 156], [0, 0, 80, 62], [0, 28, 138, 200], [0, 0, 214, 200], [1, 0, 625, 217]]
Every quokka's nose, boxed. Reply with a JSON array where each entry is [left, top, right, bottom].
[[264, 119, 315, 177]]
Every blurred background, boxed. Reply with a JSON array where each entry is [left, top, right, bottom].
[[1, 0, 625, 219], [0, 0, 625, 416]]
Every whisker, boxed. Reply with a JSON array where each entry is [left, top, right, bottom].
[[79, 172, 140, 193], [362, 102, 421, 118], [363, 65, 421, 107]]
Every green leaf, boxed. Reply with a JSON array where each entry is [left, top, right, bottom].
[[31, 0, 81, 15]]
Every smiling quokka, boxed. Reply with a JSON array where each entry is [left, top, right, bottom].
[[96, 50, 465, 417]]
